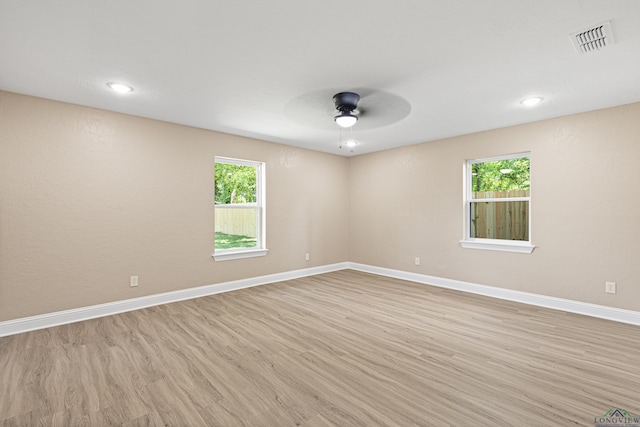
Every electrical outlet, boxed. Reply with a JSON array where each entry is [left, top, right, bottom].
[[305, 253, 310, 261], [130, 275, 139, 287], [605, 281, 616, 294], [415, 257, 420, 266]]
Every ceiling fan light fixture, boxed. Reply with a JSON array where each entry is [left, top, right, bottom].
[[333, 92, 360, 128], [334, 112, 358, 128]]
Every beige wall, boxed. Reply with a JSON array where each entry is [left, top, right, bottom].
[[2, 90, 639, 322], [0, 91, 349, 321], [349, 102, 640, 311]]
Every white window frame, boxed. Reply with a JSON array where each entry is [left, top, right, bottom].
[[213, 157, 268, 261], [460, 152, 535, 254]]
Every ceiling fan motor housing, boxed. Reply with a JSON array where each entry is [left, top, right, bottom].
[[333, 92, 360, 112]]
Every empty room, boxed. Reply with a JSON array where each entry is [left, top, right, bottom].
[[1, 1, 639, 426]]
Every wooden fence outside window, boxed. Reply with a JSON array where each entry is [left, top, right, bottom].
[[470, 190, 529, 241], [215, 205, 257, 238]]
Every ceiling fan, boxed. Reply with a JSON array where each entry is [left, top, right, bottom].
[[333, 92, 360, 128], [283, 88, 411, 132]]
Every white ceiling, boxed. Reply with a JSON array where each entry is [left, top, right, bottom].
[[1, 1, 639, 156]]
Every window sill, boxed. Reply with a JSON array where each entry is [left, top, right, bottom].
[[213, 248, 269, 262], [460, 240, 535, 254]]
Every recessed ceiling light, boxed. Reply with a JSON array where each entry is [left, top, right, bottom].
[[107, 82, 134, 94], [344, 139, 358, 148], [520, 97, 543, 106]]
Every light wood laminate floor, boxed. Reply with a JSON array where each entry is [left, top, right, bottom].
[[1, 270, 639, 426]]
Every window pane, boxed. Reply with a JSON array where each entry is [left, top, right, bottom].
[[214, 163, 257, 204], [472, 157, 530, 198], [215, 206, 258, 250], [470, 201, 529, 241]]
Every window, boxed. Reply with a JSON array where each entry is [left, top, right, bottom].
[[213, 157, 267, 261], [461, 152, 534, 253]]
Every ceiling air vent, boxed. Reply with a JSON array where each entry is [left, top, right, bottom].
[[570, 21, 614, 54]]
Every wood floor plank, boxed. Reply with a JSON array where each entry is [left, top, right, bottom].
[[1, 269, 639, 426]]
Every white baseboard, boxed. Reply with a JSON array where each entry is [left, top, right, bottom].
[[2, 261, 639, 337], [0, 262, 349, 337], [347, 263, 640, 326]]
